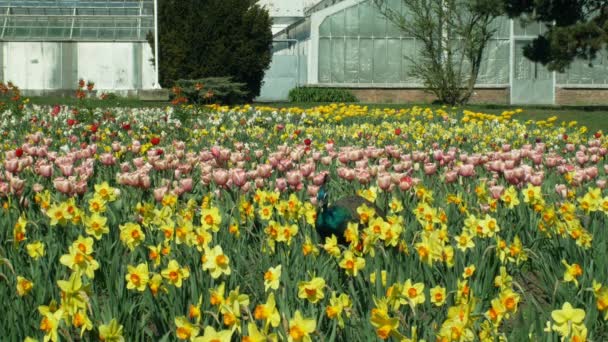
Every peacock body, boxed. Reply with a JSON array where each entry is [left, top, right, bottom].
[[315, 194, 385, 245]]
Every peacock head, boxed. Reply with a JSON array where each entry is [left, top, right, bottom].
[[316, 173, 330, 208], [317, 187, 328, 207]]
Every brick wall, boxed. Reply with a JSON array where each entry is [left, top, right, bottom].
[[556, 88, 608, 106], [347, 87, 510, 104]]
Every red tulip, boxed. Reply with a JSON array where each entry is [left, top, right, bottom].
[[150, 137, 161, 146], [15, 148, 23, 158]]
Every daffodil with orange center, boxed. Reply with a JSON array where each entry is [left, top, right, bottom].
[[201, 207, 222, 232], [243, 322, 278, 342], [339, 250, 365, 277], [88, 194, 107, 213], [59, 245, 99, 279], [562, 259, 583, 287], [26, 241, 45, 260], [202, 245, 231, 279], [263, 265, 281, 292], [84, 213, 109, 240], [94, 182, 117, 201], [288, 310, 316, 342], [254, 293, 280, 329], [175, 316, 200, 340], [192, 326, 232, 342], [370, 299, 400, 340], [119, 222, 145, 251], [430, 285, 447, 307], [13, 214, 27, 244], [38, 305, 64, 342], [298, 276, 326, 304], [357, 203, 377, 224], [125, 263, 149, 292], [302, 236, 319, 257], [325, 292, 352, 328], [161, 259, 190, 288], [16, 276, 33, 297], [276, 224, 298, 245]]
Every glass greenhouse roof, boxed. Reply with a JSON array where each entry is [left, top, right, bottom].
[[0, 0, 154, 41]]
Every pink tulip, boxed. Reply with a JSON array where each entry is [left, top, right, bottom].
[[179, 178, 193, 193], [377, 173, 392, 191], [286, 170, 302, 187], [585, 166, 599, 179], [212, 169, 229, 186], [444, 171, 458, 183], [424, 163, 437, 175], [458, 164, 475, 177], [231, 169, 248, 187], [153, 187, 168, 202], [53, 177, 72, 194], [489, 185, 504, 199], [100, 153, 116, 166], [275, 178, 287, 192], [38, 164, 54, 178]]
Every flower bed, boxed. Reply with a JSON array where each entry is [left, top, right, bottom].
[[1, 103, 607, 341]]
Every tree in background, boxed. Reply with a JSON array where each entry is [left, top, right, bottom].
[[504, 0, 608, 72], [374, 0, 504, 105], [149, 0, 273, 101]]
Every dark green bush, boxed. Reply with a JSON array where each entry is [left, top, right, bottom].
[[175, 77, 249, 105], [288, 87, 358, 103], [150, 0, 272, 102]]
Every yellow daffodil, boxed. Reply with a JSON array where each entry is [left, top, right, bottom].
[[288, 310, 316, 342], [263, 265, 281, 292], [26, 241, 45, 260], [98, 318, 125, 342], [298, 277, 326, 304], [562, 259, 583, 287], [201, 207, 222, 232], [202, 245, 231, 279], [16, 276, 33, 297], [125, 263, 149, 292], [253, 292, 280, 328], [161, 260, 190, 288], [94, 182, 117, 202], [339, 250, 365, 277], [192, 326, 232, 342], [175, 316, 199, 340], [430, 285, 447, 306]]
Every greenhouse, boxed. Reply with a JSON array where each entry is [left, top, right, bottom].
[[0, 0, 157, 94], [260, 0, 608, 105]]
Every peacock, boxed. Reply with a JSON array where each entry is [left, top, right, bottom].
[[315, 175, 385, 245]]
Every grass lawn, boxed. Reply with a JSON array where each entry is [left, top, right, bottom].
[[15, 96, 608, 132]]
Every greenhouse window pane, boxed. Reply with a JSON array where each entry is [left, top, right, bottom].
[[359, 38, 373, 82], [319, 18, 331, 37], [331, 39, 345, 83], [330, 10, 345, 37], [386, 39, 401, 83], [373, 11, 386, 37], [345, 38, 359, 82], [386, 0, 402, 37], [344, 5, 358, 37], [359, 2, 374, 37], [373, 39, 388, 82], [318, 38, 331, 82], [401, 39, 419, 83]]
